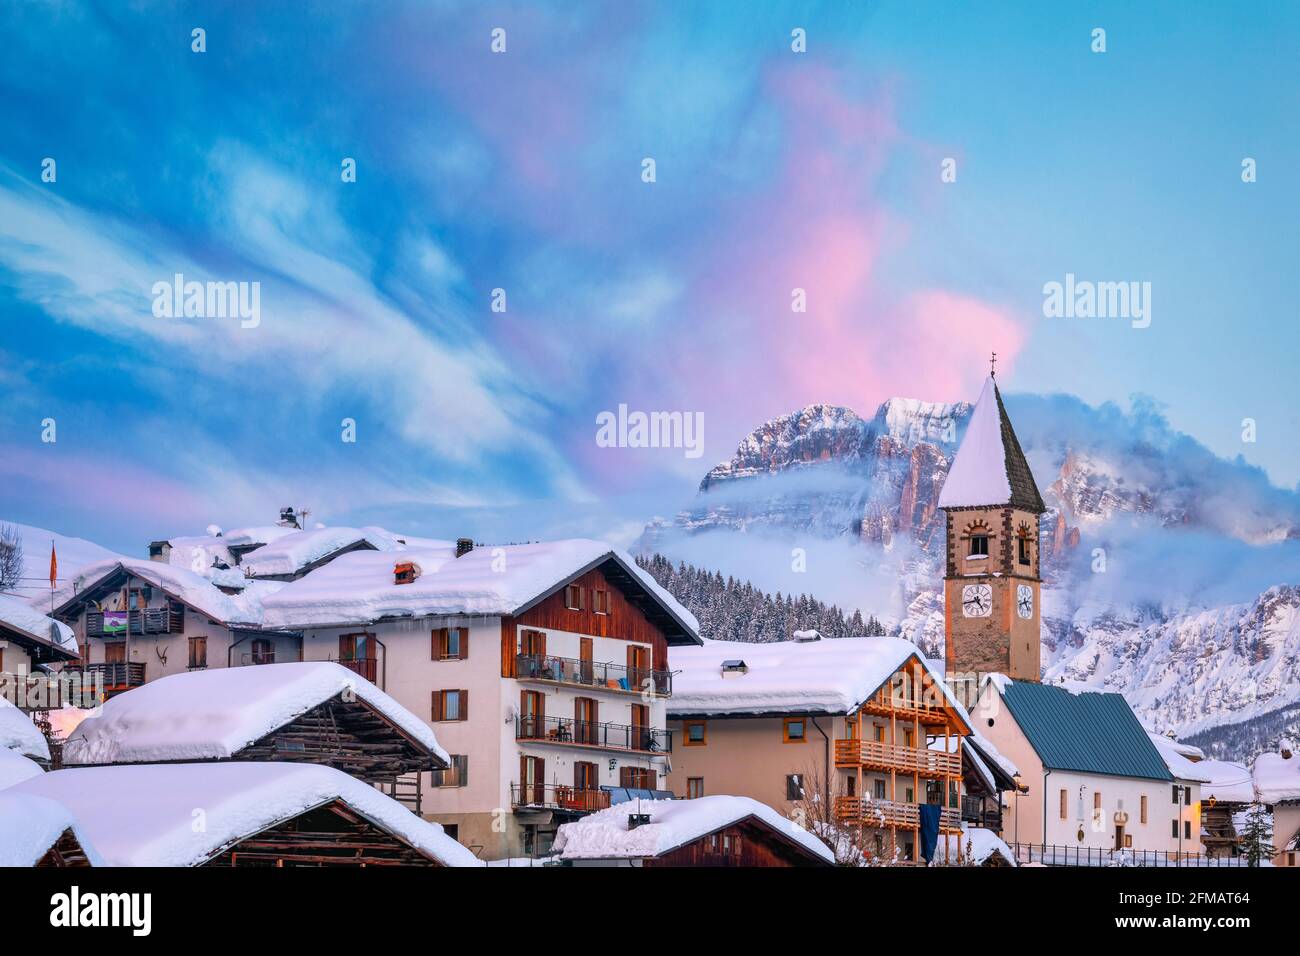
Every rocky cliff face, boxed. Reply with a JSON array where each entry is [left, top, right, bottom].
[[638, 391, 1300, 757]]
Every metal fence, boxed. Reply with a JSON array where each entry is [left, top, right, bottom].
[[1010, 842, 1253, 867]]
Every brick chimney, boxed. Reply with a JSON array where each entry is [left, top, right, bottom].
[[455, 538, 474, 558]]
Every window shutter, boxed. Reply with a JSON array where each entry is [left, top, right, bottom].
[[459, 689, 469, 720], [431, 690, 442, 722], [459, 628, 469, 660], [431, 628, 439, 660]]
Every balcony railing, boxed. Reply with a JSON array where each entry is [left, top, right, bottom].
[[516, 715, 672, 754], [511, 783, 612, 814], [85, 606, 183, 637], [834, 797, 961, 832], [515, 654, 672, 697], [834, 739, 962, 777], [63, 661, 146, 692]]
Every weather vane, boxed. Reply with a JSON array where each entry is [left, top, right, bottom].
[[990, 351, 997, 378]]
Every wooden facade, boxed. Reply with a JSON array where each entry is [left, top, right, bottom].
[[501, 563, 674, 677], [640, 817, 830, 868], [35, 829, 94, 867], [217, 693, 445, 783], [204, 800, 443, 867]]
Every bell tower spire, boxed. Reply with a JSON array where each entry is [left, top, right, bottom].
[[939, 370, 1045, 688]]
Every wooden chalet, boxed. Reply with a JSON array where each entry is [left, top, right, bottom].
[[62, 662, 448, 810], [552, 795, 834, 867], [10, 763, 480, 867], [0, 792, 100, 867]]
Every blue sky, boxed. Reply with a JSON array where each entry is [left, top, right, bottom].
[[1, 1, 1297, 554]]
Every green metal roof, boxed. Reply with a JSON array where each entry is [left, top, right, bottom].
[[1000, 680, 1172, 782]]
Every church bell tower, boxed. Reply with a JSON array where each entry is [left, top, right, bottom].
[[939, 364, 1045, 684]]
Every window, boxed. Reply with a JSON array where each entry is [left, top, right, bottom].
[[904, 728, 914, 748], [905, 787, 914, 803], [187, 636, 207, 669], [1094, 791, 1102, 811], [1060, 789, 1067, 820], [627, 644, 651, 689], [251, 638, 274, 665], [1184, 820, 1192, 839], [1184, 787, 1192, 806], [1018, 535, 1031, 565], [1172, 785, 1180, 805], [620, 766, 655, 789], [1140, 795, 1148, 824], [431, 689, 468, 722], [969, 534, 989, 557], [687, 777, 705, 799], [1125, 834, 1133, 848], [432, 754, 468, 788], [1171, 820, 1179, 838], [874, 779, 886, 800], [593, 588, 610, 614], [683, 720, 707, 746], [874, 725, 885, 743], [845, 776, 856, 797], [786, 774, 804, 800], [519, 690, 545, 738], [434, 627, 469, 661], [574, 761, 598, 792], [783, 717, 807, 743], [574, 697, 599, 744], [564, 584, 583, 610]]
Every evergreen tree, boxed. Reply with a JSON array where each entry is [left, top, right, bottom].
[[635, 552, 892, 643], [1242, 802, 1275, 867]]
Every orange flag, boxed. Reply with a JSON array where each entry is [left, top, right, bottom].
[[49, 541, 57, 588]]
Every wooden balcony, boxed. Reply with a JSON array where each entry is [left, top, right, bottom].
[[511, 784, 612, 814], [834, 739, 962, 777], [858, 695, 951, 726], [63, 661, 145, 697], [515, 654, 672, 697], [85, 606, 183, 637], [834, 797, 961, 832], [336, 657, 378, 683], [516, 716, 671, 754]]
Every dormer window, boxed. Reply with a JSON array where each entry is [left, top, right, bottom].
[[969, 534, 989, 557], [1018, 535, 1031, 565]]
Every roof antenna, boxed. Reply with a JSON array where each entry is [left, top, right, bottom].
[[990, 351, 997, 379]]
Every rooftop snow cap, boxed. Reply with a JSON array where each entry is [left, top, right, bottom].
[[937, 376, 1044, 513], [455, 538, 474, 558], [791, 629, 821, 642]]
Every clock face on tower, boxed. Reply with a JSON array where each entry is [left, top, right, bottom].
[[961, 583, 992, 618], [1017, 584, 1034, 619]]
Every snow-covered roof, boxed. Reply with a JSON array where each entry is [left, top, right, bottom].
[[64, 661, 448, 766], [1253, 751, 1300, 805], [44, 558, 284, 627], [552, 795, 833, 863], [154, 534, 235, 574], [0, 593, 77, 655], [937, 376, 1043, 512], [668, 635, 964, 722], [220, 525, 301, 549], [239, 526, 406, 578], [11, 762, 480, 866], [931, 823, 1017, 866], [1146, 731, 1205, 762], [1146, 732, 1212, 783], [0, 697, 50, 761], [260, 539, 700, 641], [0, 746, 44, 789], [0, 792, 103, 867], [1197, 759, 1254, 804]]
